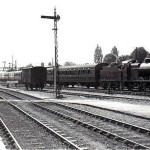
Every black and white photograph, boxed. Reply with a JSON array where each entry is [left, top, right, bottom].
[[0, 0, 150, 149]]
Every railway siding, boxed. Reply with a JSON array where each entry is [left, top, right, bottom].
[[33, 102, 150, 149]]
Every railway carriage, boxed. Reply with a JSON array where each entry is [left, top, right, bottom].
[[47, 64, 108, 89], [47, 67, 54, 86], [14, 71, 22, 82], [0, 71, 22, 82], [59, 65, 98, 88]]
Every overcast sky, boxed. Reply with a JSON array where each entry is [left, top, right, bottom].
[[0, 0, 150, 68]]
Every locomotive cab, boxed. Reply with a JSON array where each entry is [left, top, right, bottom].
[[138, 58, 150, 81]]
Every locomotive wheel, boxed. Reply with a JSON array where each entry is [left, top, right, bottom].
[[86, 84, 90, 89], [103, 84, 108, 90], [95, 86, 98, 89], [25, 84, 28, 90], [127, 83, 134, 91], [30, 84, 33, 90], [138, 83, 146, 92], [87, 86, 90, 89], [36, 85, 38, 90], [40, 84, 44, 90]]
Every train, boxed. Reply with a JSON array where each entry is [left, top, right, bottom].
[[47, 58, 150, 91], [0, 58, 150, 91], [0, 66, 47, 90]]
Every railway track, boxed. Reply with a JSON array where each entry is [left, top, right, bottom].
[[0, 89, 41, 100], [32, 102, 150, 149], [0, 118, 22, 150], [58, 90, 150, 106], [15, 102, 114, 149], [0, 101, 87, 150], [1, 88, 150, 149], [46, 86, 150, 97], [0, 89, 126, 149]]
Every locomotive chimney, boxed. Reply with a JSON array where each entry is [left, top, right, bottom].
[[135, 47, 138, 62]]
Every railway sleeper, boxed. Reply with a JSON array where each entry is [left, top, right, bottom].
[[135, 139, 150, 144], [133, 144, 149, 150], [106, 133, 116, 139], [80, 147, 89, 150]]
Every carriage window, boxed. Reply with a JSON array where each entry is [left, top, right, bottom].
[[72, 70, 75, 75], [73, 69, 76, 75], [78, 70, 80, 75]]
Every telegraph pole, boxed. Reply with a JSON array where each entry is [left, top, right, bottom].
[[12, 55, 13, 70], [41, 8, 61, 98], [2, 61, 6, 71]]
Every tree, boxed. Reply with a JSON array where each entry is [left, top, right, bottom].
[[48, 62, 52, 67], [94, 44, 103, 64], [41, 62, 44, 67], [64, 62, 76, 66], [146, 52, 150, 58], [26, 63, 33, 68], [111, 46, 119, 56], [103, 53, 119, 64], [119, 55, 130, 62], [130, 47, 148, 63]]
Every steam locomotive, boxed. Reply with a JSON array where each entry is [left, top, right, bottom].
[[47, 58, 150, 91]]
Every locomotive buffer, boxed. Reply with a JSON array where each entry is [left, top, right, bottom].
[[41, 8, 62, 98]]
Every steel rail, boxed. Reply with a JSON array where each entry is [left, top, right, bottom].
[[72, 102, 150, 121], [0, 118, 23, 150], [49, 102, 150, 135], [6, 90, 42, 100], [0, 90, 41, 100], [7, 101, 85, 150], [57, 86, 150, 99], [0, 90, 23, 100], [33, 102, 150, 149]]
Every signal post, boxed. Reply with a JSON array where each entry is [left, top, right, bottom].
[[41, 8, 62, 98]]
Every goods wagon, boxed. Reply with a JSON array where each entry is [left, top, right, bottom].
[[22, 66, 47, 90]]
